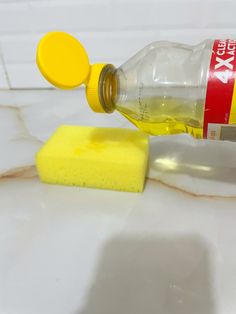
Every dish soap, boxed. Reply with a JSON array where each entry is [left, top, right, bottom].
[[37, 32, 236, 141]]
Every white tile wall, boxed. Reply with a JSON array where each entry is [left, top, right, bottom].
[[1, 0, 236, 88]]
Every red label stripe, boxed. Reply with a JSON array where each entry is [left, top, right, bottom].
[[203, 39, 236, 138]]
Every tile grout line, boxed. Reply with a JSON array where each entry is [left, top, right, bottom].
[[0, 43, 11, 89]]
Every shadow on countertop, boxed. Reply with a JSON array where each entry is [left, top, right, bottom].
[[76, 235, 215, 314]]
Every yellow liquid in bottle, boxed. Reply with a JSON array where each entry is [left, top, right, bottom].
[[118, 96, 204, 139]]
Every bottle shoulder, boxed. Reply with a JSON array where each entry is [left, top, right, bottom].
[[119, 39, 213, 73], [141, 39, 213, 53]]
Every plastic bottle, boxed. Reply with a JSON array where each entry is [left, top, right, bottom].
[[37, 32, 236, 141]]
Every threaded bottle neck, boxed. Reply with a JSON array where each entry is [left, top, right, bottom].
[[99, 65, 118, 113]]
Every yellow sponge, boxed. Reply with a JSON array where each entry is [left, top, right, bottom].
[[36, 125, 149, 192]]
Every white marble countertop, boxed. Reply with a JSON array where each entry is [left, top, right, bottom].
[[1, 90, 236, 314]]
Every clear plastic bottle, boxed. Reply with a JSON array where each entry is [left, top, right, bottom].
[[37, 32, 236, 140], [98, 40, 212, 138]]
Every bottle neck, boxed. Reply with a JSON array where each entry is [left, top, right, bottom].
[[99, 65, 118, 113]]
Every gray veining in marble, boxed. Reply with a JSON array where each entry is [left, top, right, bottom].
[[1, 89, 236, 196]]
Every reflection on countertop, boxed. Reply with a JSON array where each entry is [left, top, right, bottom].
[[1, 89, 236, 197]]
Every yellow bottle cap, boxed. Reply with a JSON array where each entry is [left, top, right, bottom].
[[36, 31, 109, 112]]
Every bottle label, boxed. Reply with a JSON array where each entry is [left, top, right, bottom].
[[204, 39, 236, 140]]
